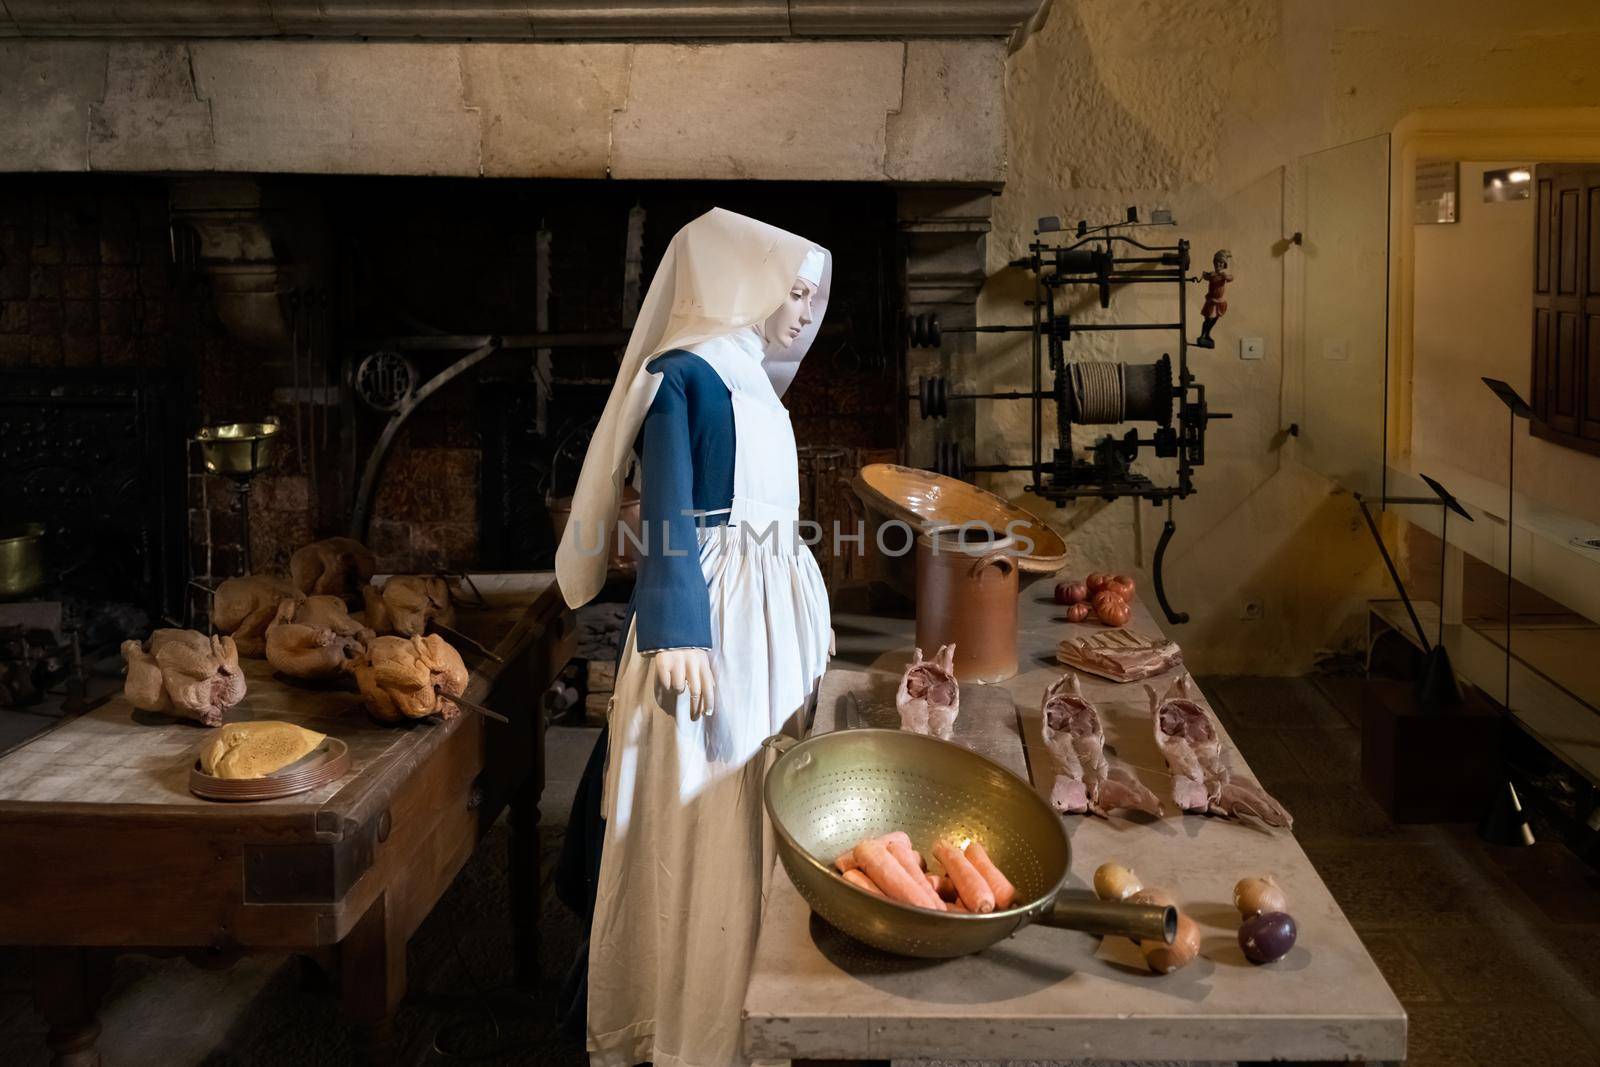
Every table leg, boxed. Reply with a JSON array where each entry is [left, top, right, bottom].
[[510, 772, 543, 987], [794, 1061, 889, 1066], [32, 948, 111, 1067], [341, 891, 406, 1065]]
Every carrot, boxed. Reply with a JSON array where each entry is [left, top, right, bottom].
[[934, 840, 996, 914], [841, 869, 885, 896], [926, 872, 957, 900], [854, 838, 944, 910], [886, 838, 929, 885], [963, 840, 1016, 909], [837, 830, 914, 873]]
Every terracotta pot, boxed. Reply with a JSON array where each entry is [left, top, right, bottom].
[[915, 525, 1019, 683], [547, 486, 643, 572]]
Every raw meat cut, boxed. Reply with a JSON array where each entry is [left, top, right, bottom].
[[265, 595, 375, 681], [1147, 674, 1293, 828], [212, 575, 303, 658], [362, 575, 455, 637], [896, 644, 958, 739], [1040, 672, 1163, 817], [289, 537, 376, 603], [355, 634, 469, 723], [1055, 627, 1183, 683], [121, 629, 247, 726]]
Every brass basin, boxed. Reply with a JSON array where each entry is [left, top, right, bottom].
[[0, 523, 46, 599], [196, 420, 282, 478], [763, 728, 1173, 958], [852, 463, 1067, 596]]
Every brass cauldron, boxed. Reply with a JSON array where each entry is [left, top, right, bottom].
[[0, 523, 46, 599], [195, 419, 282, 478], [763, 729, 1173, 958]]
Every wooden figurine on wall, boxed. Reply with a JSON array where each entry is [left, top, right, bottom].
[[1194, 248, 1232, 349]]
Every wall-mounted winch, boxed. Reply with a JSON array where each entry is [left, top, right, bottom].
[[906, 209, 1233, 624]]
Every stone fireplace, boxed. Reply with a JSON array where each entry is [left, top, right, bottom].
[[0, 1, 1040, 621]]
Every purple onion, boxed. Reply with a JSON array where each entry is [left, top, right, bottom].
[[1239, 911, 1297, 964]]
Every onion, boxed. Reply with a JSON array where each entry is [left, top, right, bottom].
[[1141, 912, 1201, 974], [1233, 875, 1288, 918], [1092, 862, 1142, 902], [1064, 602, 1091, 623], [1239, 911, 1297, 964], [1095, 595, 1131, 627], [1127, 886, 1176, 909], [1054, 580, 1088, 605]]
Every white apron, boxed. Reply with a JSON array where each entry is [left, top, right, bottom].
[[587, 343, 832, 1067]]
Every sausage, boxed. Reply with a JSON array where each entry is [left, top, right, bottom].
[[934, 840, 996, 913], [963, 840, 1017, 909]]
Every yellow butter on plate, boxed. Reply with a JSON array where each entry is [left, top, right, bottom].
[[199, 721, 326, 779]]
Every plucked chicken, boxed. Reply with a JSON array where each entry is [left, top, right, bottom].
[[289, 537, 376, 603], [264, 595, 375, 681], [363, 575, 456, 637], [211, 574, 303, 658], [1040, 672, 1163, 817], [121, 629, 247, 726], [1147, 674, 1293, 828], [896, 644, 958, 739], [355, 634, 469, 723]]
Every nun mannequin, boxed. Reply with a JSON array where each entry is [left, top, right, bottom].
[[555, 208, 834, 1067]]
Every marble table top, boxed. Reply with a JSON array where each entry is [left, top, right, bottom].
[[742, 586, 1406, 1063]]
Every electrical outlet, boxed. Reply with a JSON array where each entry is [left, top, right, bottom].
[[1239, 337, 1265, 360], [1241, 600, 1264, 621]]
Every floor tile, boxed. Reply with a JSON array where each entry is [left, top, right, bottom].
[[1355, 932, 1444, 1003], [1205, 676, 1352, 731], [1408, 1003, 1600, 1066], [1302, 840, 1507, 931], [1277, 726, 1363, 785]]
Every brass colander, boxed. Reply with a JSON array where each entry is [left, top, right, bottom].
[[763, 728, 1174, 958]]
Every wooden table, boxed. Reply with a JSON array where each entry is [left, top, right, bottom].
[[0, 572, 575, 1066], [743, 587, 1406, 1065]]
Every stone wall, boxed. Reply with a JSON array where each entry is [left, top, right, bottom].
[[989, 0, 1600, 673], [0, 39, 1008, 184]]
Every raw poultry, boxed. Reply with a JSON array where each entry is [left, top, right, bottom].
[[289, 536, 376, 604], [120, 629, 247, 727], [363, 575, 456, 637], [355, 634, 469, 723], [211, 574, 303, 658], [264, 595, 375, 681]]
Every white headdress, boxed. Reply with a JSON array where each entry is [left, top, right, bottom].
[[554, 207, 833, 610]]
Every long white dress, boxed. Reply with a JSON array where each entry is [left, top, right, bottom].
[[587, 331, 833, 1067]]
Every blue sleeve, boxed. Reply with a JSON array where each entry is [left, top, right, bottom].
[[632, 364, 714, 652]]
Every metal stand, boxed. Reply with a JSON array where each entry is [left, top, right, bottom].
[[1353, 474, 1473, 713]]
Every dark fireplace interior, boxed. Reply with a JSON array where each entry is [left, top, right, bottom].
[[0, 174, 903, 707]]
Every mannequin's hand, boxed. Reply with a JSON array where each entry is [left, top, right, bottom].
[[828, 626, 836, 657], [652, 648, 716, 720]]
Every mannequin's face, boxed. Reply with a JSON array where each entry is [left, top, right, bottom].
[[762, 277, 817, 349]]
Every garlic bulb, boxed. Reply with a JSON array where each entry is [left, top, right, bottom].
[[1233, 875, 1288, 918], [1092, 862, 1142, 902]]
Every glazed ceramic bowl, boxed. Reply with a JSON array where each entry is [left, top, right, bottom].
[[851, 463, 1068, 597]]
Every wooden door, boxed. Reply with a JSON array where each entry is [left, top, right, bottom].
[[1532, 163, 1600, 451]]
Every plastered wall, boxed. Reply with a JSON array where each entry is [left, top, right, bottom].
[[985, 0, 1600, 673], [1412, 160, 1600, 527]]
